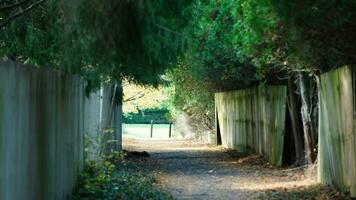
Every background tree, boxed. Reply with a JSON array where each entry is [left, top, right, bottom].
[[0, 0, 45, 28]]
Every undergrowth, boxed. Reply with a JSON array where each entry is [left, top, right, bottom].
[[265, 184, 353, 200], [72, 152, 173, 200]]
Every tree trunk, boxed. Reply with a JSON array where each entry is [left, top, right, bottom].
[[287, 76, 305, 165], [298, 72, 318, 164]]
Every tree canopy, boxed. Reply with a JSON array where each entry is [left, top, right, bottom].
[[164, 0, 356, 135], [2, 0, 356, 111], [167, 0, 356, 93], [0, 0, 192, 89]]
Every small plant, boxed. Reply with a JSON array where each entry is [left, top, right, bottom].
[[72, 151, 173, 200]]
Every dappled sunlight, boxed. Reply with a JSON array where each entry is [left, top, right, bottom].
[[122, 138, 339, 199], [232, 177, 316, 191], [165, 147, 211, 151]]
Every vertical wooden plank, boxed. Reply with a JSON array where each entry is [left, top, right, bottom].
[[214, 95, 218, 144], [214, 85, 287, 166], [318, 66, 356, 196], [351, 67, 356, 196], [339, 68, 353, 191]]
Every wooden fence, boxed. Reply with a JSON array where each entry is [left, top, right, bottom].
[[84, 84, 123, 160], [0, 59, 123, 199], [215, 85, 287, 166], [318, 66, 356, 197], [0, 60, 84, 200]]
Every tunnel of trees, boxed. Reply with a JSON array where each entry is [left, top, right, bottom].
[[1, 0, 356, 194]]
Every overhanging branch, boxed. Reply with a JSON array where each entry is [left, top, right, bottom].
[[0, 0, 45, 29], [123, 91, 145, 102], [0, 0, 31, 11]]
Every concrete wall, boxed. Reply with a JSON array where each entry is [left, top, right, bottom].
[[0, 60, 84, 200], [215, 85, 287, 165], [318, 66, 356, 197]]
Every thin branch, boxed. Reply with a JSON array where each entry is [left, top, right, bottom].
[[279, 164, 311, 172], [123, 91, 145, 102], [153, 21, 183, 36], [0, 0, 11, 5], [0, 0, 32, 11], [0, 0, 45, 29]]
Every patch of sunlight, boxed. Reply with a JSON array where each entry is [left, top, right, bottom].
[[165, 147, 209, 151]]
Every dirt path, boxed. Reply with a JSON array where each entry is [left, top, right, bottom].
[[123, 137, 345, 200]]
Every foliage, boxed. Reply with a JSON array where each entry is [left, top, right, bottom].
[[123, 108, 170, 124], [165, 61, 215, 132], [168, 0, 288, 93], [2, 0, 355, 89], [164, 0, 279, 132], [165, 0, 356, 135], [182, 0, 257, 92], [268, 0, 356, 72], [0, 0, 45, 28], [72, 152, 172, 200], [0, 0, 193, 89], [76, 0, 190, 87], [0, 1, 63, 67], [123, 81, 168, 113], [176, 0, 356, 89]]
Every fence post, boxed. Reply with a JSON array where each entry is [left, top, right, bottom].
[[169, 122, 172, 138], [150, 120, 154, 138]]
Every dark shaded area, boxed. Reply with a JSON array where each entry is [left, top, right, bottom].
[[264, 185, 353, 200], [282, 103, 296, 165], [216, 111, 222, 145], [123, 150, 150, 159]]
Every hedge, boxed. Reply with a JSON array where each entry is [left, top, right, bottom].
[[123, 108, 170, 124]]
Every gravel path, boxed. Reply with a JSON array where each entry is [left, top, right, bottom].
[[123, 137, 326, 200]]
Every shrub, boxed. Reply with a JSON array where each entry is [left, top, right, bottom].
[[72, 152, 173, 200]]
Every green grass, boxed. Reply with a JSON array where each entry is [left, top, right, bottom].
[[123, 124, 179, 139]]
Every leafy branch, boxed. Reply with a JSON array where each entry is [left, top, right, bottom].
[[0, 0, 31, 11], [0, 0, 45, 29]]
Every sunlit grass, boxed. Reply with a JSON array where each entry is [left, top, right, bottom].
[[123, 124, 179, 139]]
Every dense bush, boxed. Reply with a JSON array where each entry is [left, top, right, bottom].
[[72, 152, 172, 200], [123, 108, 170, 124]]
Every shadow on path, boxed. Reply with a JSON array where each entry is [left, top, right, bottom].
[[123, 137, 339, 200]]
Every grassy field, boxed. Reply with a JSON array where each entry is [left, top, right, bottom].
[[123, 124, 179, 139]]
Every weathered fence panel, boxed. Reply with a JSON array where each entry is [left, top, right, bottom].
[[84, 90, 101, 161], [318, 66, 356, 197], [215, 85, 287, 165], [0, 60, 84, 200], [84, 85, 123, 160], [98, 84, 122, 155]]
